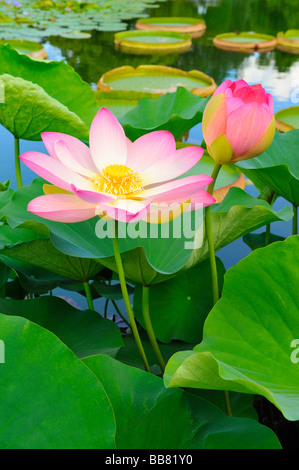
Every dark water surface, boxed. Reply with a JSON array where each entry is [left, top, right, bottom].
[[0, 0, 298, 282]]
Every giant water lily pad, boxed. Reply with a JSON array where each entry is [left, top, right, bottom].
[[114, 30, 192, 55], [213, 32, 277, 52], [0, 314, 115, 448], [0, 39, 47, 58], [98, 65, 216, 98], [135, 17, 206, 38], [164, 236, 299, 421], [94, 90, 159, 119], [277, 30, 299, 54], [275, 106, 299, 132], [236, 130, 299, 205]]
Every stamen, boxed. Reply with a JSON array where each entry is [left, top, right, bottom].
[[91, 164, 143, 196]]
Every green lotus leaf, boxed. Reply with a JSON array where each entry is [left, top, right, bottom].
[[83, 354, 281, 449], [0, 314, 115, 448], [0, 44, 98, 140], [236, 130, 299, 206], [164, 236, 299, 421], [0, 295, 123, 358], [120, 86, 209, 141]]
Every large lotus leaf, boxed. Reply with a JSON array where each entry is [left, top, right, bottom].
[[0, 238, 103, 282], [0, 74, 89, 141], [0, 44, 99, 140], [0, 314, 115, 449], [164, 236, 299, 421], [0, 296, 123, 358], [133, 258, 226, 343], [0, 178, 292, 285], [236, 130, 299, 206], [83, 354, 280, 449], [120, 86, 209, 141]]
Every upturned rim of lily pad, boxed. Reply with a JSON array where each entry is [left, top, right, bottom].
[[114, 30, 192, 55], [135, 17, 206, 38], [277, 30, 299, 53], [0, 39, 47, 59], [275, 106, 299, 132], [97, 65, 217, 98], [213, 32, 277, 53]]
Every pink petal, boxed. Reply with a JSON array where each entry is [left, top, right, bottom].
[[140, 174, 213, 203], [71, 185, 116, 205], [89, 108, 127, 170], [202, 93, 227, 148], [226, 102, 272, 157], [98, 198, 150, 223], [54, 141, 96, 177], [20, 151, 94, 192], [28, 194, 97, 223], [141, 146, 204, 184], [41, 132, 98, 173], [126, 130, 176, 173], [213, 79, 232, 96]]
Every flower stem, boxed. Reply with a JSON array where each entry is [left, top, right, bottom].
[[142, 286, 165, 373], [205, 163, 222, 304], [14, 136, 23, 189], [293, 205, 298, 236], [113, 220, 150, 372], [111, 299, 131, 328], [205, 163, 232, 417], [224, 390, 232, 417], [83, 281, 94, 311], [265, 224, 271, 246]]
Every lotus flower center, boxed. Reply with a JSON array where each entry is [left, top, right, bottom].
[[91, 164, 143, 196]]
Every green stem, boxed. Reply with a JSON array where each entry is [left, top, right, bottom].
[[113, 221, 150, 372], [111, 299, 131, 328], [142, 286, 166, 373], [83, 281, 94, 311], [205, 163, 232, 417], [205, 163, 222, 305], [265, 224, 271, 246], [224, 391, 232, 417], [14, 136, 23, 189], [293, 205, 298, 236]]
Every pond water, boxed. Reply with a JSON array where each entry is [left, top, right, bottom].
[[0, 0, 298, 311]]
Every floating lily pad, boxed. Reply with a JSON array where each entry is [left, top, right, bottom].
[[277, 29, 299, 54], [59, 31, 92, 39], [275, 106, 299, 132], [97, 65, 216, 98], [114, 30, 192, 55], [0, 39, 47, 59], [213, 32, 277, 52], [94, 90, 159, 119], [136, 17, 206, 38]]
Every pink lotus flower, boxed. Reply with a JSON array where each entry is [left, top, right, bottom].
[[20, 108, 215, 224], [202, 79, 275, 164]]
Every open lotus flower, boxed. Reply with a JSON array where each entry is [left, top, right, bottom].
[[19, 108, 215, 224], [202, 79, 275, 164]]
